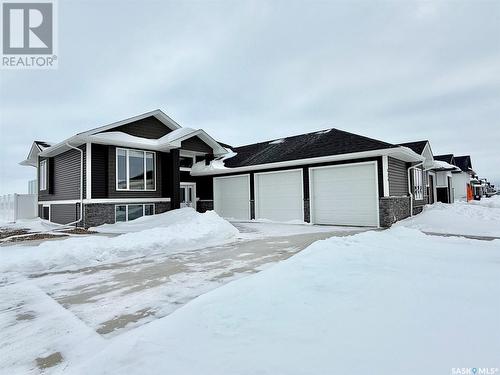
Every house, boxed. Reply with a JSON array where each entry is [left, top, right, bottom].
[[451, 155, 475, 201], [432, 154, 461, 203], [397, 140, 436, 209], [20, 110, 429, 228]]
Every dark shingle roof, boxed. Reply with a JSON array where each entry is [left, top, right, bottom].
[[434, 154, 455, 164], [34, 141, 52, 150], [398, 140, 428, 155], [224, 128, 397, 168], [453, 155, 472, 172]]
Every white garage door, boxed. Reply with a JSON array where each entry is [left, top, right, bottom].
[[255, 169, 303, 222], [310, 162, 379, 227], [213, 175, 250, 220]]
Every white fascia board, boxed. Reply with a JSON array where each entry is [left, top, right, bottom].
[[38, 110, 182, 157], [78, 109, 181, 138], [382, 155, 390, 197], [192, 147, 424, 176]]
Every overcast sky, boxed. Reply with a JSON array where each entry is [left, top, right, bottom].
[[1, 0, 499, 195]]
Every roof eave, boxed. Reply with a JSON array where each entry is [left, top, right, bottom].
[[192, 147, 423, 176]]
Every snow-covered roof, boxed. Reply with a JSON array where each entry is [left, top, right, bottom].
[[430, 160, 461, 172], [89, 128, 227, 155]]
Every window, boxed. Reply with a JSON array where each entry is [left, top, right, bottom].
[[39, 160, 47, 191], [115, 205, 127, 222], [180, 155, 194, 169], [116, 148, 156, 191], [115, 204, 156, 222], [413, 169, 424, 200]]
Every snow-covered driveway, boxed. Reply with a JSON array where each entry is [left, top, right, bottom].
[[0, 221, 363, 374]]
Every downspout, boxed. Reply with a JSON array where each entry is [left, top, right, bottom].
[[407, 161, 424, 217], [64, 142, 84, 226]]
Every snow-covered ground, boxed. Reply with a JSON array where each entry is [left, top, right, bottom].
[[395, 200, 500, 237], [0, 208, 238, 274], [1, 203, 499, 374], [65, 227, 499, 374]]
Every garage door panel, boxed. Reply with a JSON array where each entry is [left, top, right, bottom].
[[214, 175, 250, 220], [310, 163, 378, 227], [255, 170, 303, 222]]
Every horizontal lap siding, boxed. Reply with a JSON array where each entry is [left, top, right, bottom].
[[39, 146, 85, 201], [388, 157, 408, 196], [91, 144, 108, 198], [181, 137, 213, 153], [50, 203, 79, 224], [103, 117, 171, 139]]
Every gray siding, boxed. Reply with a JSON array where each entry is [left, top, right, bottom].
[[50, 203, 79, 225], [181, 136, 213, 153], [388, 157, 408, 196], [39, 146, 86, 201], [103, 117, 171, 139], [91, 144, 108, 198]]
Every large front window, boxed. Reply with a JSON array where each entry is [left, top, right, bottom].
[[116, 148, 156, 191]]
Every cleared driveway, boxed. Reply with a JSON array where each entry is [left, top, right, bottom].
[[0, 222, 367, 373]]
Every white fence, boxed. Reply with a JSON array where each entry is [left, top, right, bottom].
[[0, 194, 38, 223]]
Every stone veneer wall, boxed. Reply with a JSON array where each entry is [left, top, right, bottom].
[[84, 201, 171, 228], [379, 196, 411, 228]]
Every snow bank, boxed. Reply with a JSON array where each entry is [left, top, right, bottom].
[[0, 208, 239, 274], [396, 201, 500, 237], [71, 227, 500, 374], [470, 195, 500, 209]]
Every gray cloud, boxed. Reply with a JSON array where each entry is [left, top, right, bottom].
[[1, 0, 499, 195]]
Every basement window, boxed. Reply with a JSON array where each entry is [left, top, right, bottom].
[[115, 204, 155, 222]]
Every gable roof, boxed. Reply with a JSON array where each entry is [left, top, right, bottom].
[[434, 154, 455, 164], [398, 140, 428, 155], [224, 128, 398, 168], [25, 110, 227, 160], [19, 141, 53, 166], [454, 155, 473, 173]]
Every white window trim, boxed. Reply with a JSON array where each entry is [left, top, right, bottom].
[[180, 182, 197, 210], [116, 148, 156, 192], [39, 159, 47, 191], [179, 152, 197, 172], [114, 203, 156, 223], [413, 168, 424, 200]]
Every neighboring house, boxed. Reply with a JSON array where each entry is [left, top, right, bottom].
[[452, 155, 475, 201], [433, 154, 461, 204], [20, 110, 427, 228], [397, 140, 437, 211]]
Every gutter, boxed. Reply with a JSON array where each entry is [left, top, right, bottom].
[[192, 147, 424, 176]]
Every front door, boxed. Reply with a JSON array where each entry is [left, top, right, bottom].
[[180, 183, 196, 209]]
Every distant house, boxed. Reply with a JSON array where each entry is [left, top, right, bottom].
[[433, 154, 461, 204], [21, 110, 433, 228], [452, 155, 476, 201]]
